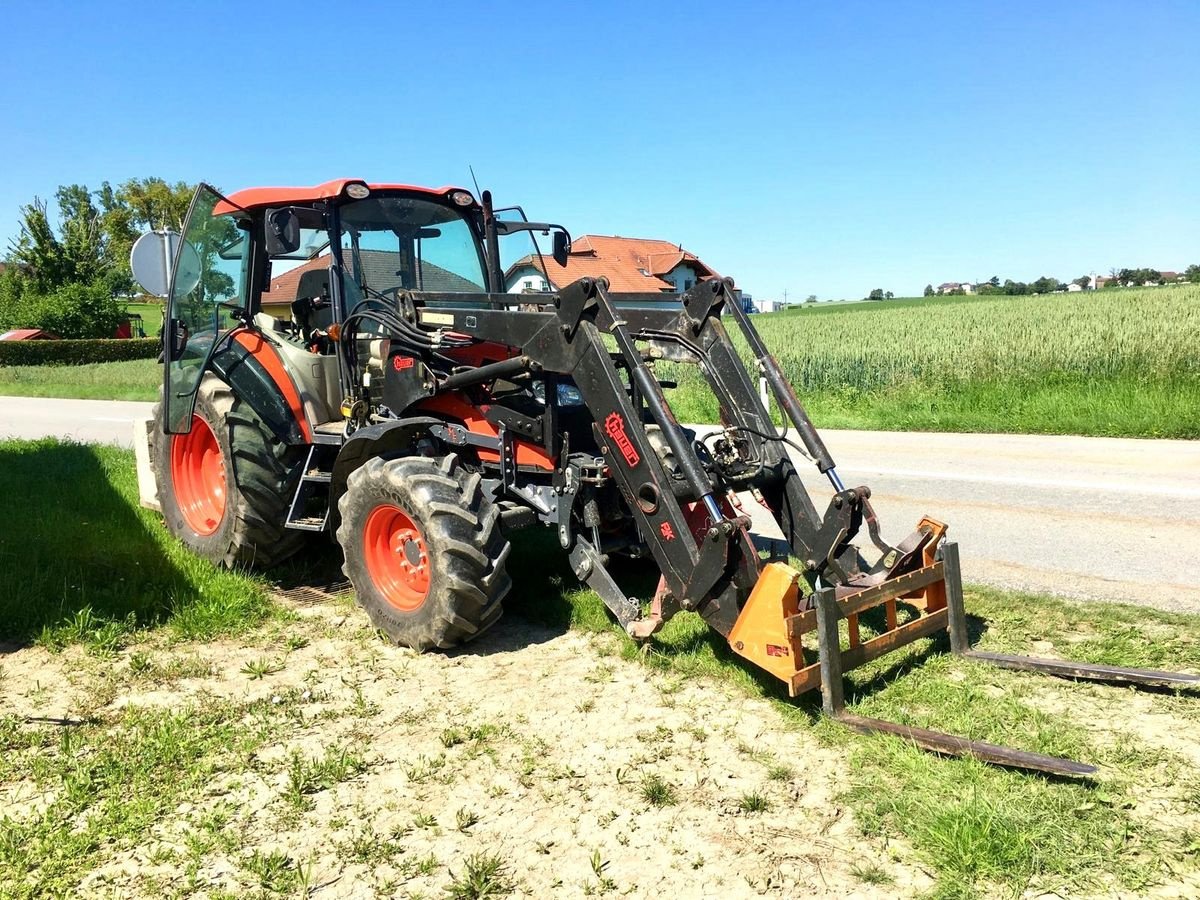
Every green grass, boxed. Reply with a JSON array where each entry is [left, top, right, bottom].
[[5, 285, 1198, 438], [0, 438, 270, 649], [121, 301, 164, 338], [0, 698, 289, 898], [667, 284, 1200, 437], [0, 357, 158, 401]]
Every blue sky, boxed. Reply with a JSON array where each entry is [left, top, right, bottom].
[[1, 1, 1196, 299]]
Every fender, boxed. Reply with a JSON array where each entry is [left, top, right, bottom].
[[329, 416, 446, 507], [207, 328, 314, 444]]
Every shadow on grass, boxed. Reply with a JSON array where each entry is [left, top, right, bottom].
[[0, 438, 267, 653]]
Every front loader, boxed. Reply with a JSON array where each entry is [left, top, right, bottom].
[[134, 179, 1198, 777]]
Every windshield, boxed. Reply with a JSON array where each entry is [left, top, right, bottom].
[[337, 196, 486, 305]]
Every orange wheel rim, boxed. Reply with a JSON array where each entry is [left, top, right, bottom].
[[169, 415, 226, 536], [363, 504, 430, 611]]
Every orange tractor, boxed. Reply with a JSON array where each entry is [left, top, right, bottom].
[[132, 180, 1197, 776]]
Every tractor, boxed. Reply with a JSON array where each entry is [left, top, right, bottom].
[[132, 180, 1197, 776]]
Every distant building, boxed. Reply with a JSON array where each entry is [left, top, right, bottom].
[[936, 282, 974, 295], [504, 234, 722, 295], [753, 297, 785, 313]]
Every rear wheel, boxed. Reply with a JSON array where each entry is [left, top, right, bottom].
[[150, 375, 307, 568], [337, 454, 510, 650]]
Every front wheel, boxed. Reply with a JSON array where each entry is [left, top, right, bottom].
[[336, 454, 510, 650]]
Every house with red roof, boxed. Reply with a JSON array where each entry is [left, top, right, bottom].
[[504, 235, 721, 296]]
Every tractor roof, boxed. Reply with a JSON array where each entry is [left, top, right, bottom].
[[214, 179, 471, 214]]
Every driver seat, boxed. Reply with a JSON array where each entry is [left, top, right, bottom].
[[292, 267, 335, 353]]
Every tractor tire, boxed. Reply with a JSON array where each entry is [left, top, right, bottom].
[[336, 454, 511, 651], [150, 375, 307, 569]]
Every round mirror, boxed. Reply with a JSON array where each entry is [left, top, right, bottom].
[[129, 231, 201, 298]]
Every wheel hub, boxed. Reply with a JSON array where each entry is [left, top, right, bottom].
[[363, 504, 430, 611], [169, 415, 226, 536]]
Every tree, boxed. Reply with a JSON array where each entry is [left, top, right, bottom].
[[3, 177, 197, 336], [885, 290, 894, 300], [10, 185, 119, 293], [805, 294, 817, 303], [115, 177, 192, 233], [1029, 276, 1066, 294], [1117, 267, 1161, 286], [103, 178, 194, 292], [1185, 264, 1200, 283], [923, 284, 934, 297], [866, 288, 885, 301], [1073, 276, 1091, 289], [0, 275, 121, 338]]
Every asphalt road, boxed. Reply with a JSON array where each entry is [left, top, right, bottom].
[[2, 396, 1197, 612], [0, 396, 153, 447]]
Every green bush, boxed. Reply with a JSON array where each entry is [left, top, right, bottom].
[[0, 275, 124, 339], [0, 338, 160, 367]]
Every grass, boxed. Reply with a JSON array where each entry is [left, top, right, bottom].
[[283, 744, 367, 810], [666, 284, 1200, 437], [122, 301, 164, 338], [0, 438, 271, 648], [0, 698, 288, 897], [0, 356, 158, 401], [639, 772, 676, 807], [444, 852, 514, 900]]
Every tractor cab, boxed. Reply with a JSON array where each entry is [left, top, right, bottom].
[[139, 179, 568, 444]]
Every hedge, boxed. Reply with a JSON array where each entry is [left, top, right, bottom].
[[0, 338, 160, 367]]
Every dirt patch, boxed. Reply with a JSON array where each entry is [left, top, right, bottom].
[[0, 605, 934, 898]]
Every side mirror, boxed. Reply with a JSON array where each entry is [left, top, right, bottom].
[[265, 208, 301, 256], [552, 230, 570, 267]]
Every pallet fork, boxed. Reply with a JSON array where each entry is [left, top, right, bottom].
[[731, 538, 1200, 777]]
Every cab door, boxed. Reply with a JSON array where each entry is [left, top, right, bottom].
[[163, 184, 250, 433]]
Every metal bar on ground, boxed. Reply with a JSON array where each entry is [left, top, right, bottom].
[[836, 713, 1097, 777], [964, 651, 1200, 688]]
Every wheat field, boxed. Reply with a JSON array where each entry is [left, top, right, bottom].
[[667, 285, 1200, 437]]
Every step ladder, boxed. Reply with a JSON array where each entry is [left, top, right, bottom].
[[285, 438, 338, 532]]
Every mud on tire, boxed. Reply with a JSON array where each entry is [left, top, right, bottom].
[[336, 454, 511, 651], [150, 374, 307, 569]]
